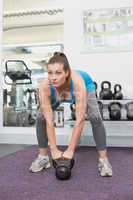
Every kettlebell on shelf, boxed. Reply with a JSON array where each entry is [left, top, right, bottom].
[[108, 102, 122, 120], [125, 102, 133, 120], [113, 84, 123, 100], [99, 81, 113, 100]]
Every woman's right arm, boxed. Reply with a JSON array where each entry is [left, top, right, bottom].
[[38, 80, 57, 150]]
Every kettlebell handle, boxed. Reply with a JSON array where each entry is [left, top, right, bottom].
[[98, 100, 103, 110], [70, 103, 75, 111], [52, 156, 75, 169], [101, 81, 111, 90], [108, 102, 122, 111], [114, 84, 122, 93]]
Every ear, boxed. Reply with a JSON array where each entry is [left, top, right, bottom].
[[65, 70, 69, 78]]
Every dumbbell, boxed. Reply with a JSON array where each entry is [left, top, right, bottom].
[[52, 157, 75, 180], [108, 102, 122, 120], [28, 114, 36, 125], [70, 103, 76, 120], [125, 102, 133, 120], [113, 84, 123, 100], [99, 81, 113, 100], [98, 100, 103, 119]]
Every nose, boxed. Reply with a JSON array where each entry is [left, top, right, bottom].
[[51, 74, 57, 81]]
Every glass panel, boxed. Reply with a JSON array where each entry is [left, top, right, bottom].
[[3, 44, 63, 127], [3, 0, 64, 126]]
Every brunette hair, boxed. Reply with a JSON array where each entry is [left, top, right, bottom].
[[47, 52, 71, 81]]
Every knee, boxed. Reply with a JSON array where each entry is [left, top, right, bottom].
[[89, 114, 102, 125], [36, 112, 46, 124]]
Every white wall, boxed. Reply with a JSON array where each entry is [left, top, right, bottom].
[[64, 0, 133, 98]]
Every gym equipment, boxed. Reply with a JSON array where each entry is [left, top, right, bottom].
[[3, 89, 8, 105], [16, 112, 35, 126], [54, 106, 64, 127], [108, 102, 122, 120], [126, 102, 133, 120], [98, 100, 103, 119], [52, 157, 75, 180], [99, 81, 113, 100], [28, 113, 36, 125], [24, 88, 38, 109], [70, 103, 76, 120], [4, 60, 32, 85], [16, 111, 32, 126], [94, 81, 98, 98], [3, 60, 34, 126], [3, 106, 17, 126], [113, 84, 123, 100], [3, 106, 31, 126], [23, 88, 39, 125], [4, 60, 32, 107]]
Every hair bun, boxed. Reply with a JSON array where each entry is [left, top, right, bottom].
[[54, 52, 65, 57]]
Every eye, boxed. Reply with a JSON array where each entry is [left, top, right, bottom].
[[48, 71, 52, 75], [56, 71, 62, 74]]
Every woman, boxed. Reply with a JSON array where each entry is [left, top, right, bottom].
[[29, 52, 113, 177]]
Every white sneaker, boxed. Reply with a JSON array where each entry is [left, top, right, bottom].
[[29, 155, 51, 173], [98, 158, 113, 177]]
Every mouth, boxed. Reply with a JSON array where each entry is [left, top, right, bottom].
[[52, 81, 58, 85]]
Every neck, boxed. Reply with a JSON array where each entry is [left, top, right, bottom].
[[56, 78, 71, 94]]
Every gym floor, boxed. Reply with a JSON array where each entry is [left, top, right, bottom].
[[0, 144, 29, 158], [0, 145, 133, 200]]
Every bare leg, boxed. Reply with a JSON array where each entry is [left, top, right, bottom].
[[98, 149, 107, 159], [39, 148, 49, 156]]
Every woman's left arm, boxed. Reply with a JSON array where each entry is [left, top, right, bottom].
[[66, 77, 87, 154]]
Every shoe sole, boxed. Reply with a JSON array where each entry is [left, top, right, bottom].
[[99, 170, 113, 177], [29, 162, 51, 173], [100, 173, 113, 177]]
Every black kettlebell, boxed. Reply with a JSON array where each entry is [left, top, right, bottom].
[[126, 102, 133, 120], [52, 157, 75, 180], [98, 100, 103, 119], [113, 84, 123, 100], [28, 114, 35, 125], [108, 102, 122, 120], [94, 81, 98, 98], [70, 103, 76, 120], [99, 81, 113, 100]]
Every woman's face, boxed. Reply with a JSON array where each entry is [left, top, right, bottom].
[[47, 63, 69, 88]]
